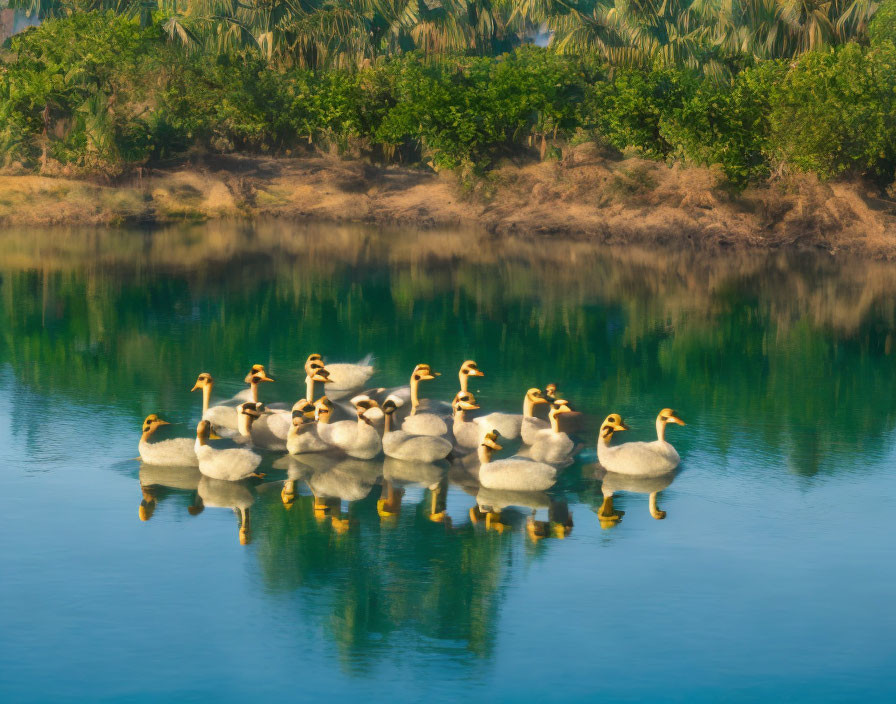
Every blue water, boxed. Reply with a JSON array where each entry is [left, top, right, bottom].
[[1, 223, 894, 702]]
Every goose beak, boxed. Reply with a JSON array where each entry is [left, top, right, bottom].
[[157, 419, 171, 426], [470, 369, 484, 377], [190, 382, 201, 392], [459, 401, 480, 410], [668, 415, 686, 426], [312, 373, 330, 382]]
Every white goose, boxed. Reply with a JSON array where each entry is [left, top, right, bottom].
[[305, 353, 374, 400], [194, 420, 264, 481], [477, 430, 558, 492], [381, 395, 452, 462], [596, 409, 685, 477], [478, 387, 551, 442], [520, 400, 579, 466], [286, 400, 330, 454], [396, 363, 450, 434], [138, 415, 198, 467], [314, 396, 382, 459]]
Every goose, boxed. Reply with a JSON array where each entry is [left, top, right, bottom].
[[305, 353, 374, 399], [381, 395, 452, 462], [478, 387, 551, 442], [314, 396, 382, 459], [138, 415, 199, 467], [194, 420, 264, 481], [477, 430, 558, 491], [596, 409, 685, 477], [520, 400, 579, 466], [196, 475, 255, 545], [286, 400, 330, 454], [451, 391, 486, 454], [396, 364, 451, 432], [397, 365, 452, 437]]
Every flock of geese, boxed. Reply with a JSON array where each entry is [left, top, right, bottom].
[[137, 355, 687, 540]]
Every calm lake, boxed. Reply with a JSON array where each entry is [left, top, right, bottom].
[[1, 222, 894, 702]]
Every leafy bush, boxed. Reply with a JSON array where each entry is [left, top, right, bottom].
[[1, 13, 895, 188]]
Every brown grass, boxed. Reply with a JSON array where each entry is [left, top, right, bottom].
[[1, 150, 895, 258]]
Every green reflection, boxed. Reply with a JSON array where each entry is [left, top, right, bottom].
[[2, 221, 894, 478]]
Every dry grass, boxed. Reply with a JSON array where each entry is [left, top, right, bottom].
[[1, 150, 895, 258]]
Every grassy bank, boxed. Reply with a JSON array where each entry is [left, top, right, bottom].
[[2, 151, 895, 258]]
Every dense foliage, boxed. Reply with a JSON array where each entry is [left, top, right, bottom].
[[0, 7, 895, 185], [6, 0, 883, 72]]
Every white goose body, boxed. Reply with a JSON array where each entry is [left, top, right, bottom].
[[381, 397, 452, 462], [315, 397, 383, 459], [194, 421, 263, 481], [596, 410, 685, 478], [138, 416, 198, 467], [520, 401, 578, 466], [401, 413, 449, 438], [476, 431, 558, 492], [480, 389, 550, 443], [314, 354, 375, 399], [479, 458, 558, 491], [520, 416, 550, 445], [286, 404, 331, 454], [138, 437, 198, 467]]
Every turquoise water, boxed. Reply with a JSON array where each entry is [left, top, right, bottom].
[[1, 222, 895, 702]]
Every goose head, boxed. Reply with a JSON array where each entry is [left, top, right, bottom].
[[412, 363, 440, 382], [657, 408, 685, 426], [313, 397, 333, 424], [458, 360, 484, 390], [238, 401, 264, 435], [545, 383, 558, 400], [352, 396, 379, 425], [141, 414, 170, 438], [304, 353, 324, 375], [548, 399, 574, 430], [452, 391, 480, 419], [522, 387, 550, 416], [656, 408, 685, 442], [599, 414, 629, 443], [291, 399, 316, 420], [190, 372, 213, 392], [477, 429, 503, 465], [380, 394, 404, 433], [306, 361, 332, 383], [244, 364, 274, 384]]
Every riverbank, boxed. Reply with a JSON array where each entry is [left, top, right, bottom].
[[2, 149, 895, 258]]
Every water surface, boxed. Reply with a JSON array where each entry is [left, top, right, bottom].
[[1, 222, 894, 702]]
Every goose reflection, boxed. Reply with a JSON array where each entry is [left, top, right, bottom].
[[196, 475, 256, 544], [381, 458, 449, 522], [473, 487, 573, 540], [137, 463, 203, 521], [301, 454, 383, 533], [591, 465, 679, 529]]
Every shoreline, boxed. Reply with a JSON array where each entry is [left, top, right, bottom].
[[2, 149, 895, 259]]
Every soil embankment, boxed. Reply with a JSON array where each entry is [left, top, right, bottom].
[[1, 146, 895, 258]]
